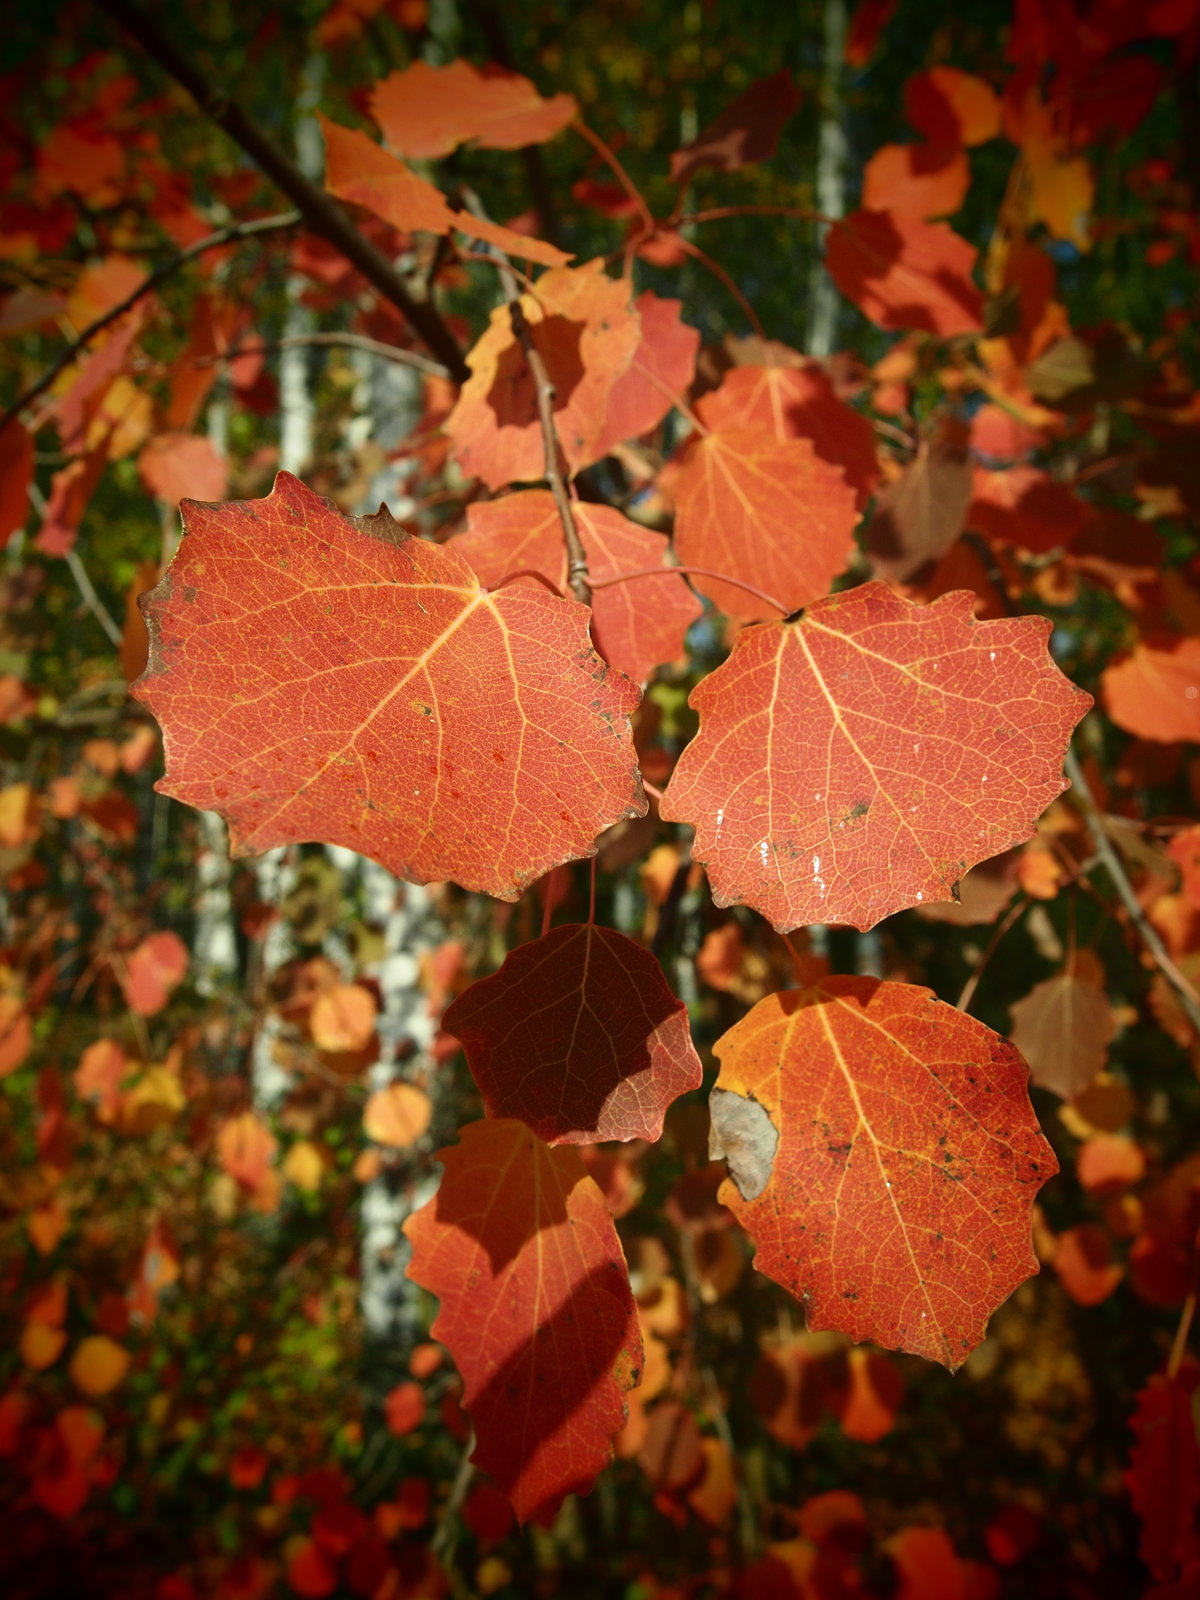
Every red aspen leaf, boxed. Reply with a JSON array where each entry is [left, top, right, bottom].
[[369, 60, 576, 158], [591, 292, 700, 459], [310, 983, 378, 1053], [838, 1346, 904, 1443], [672, 427, 859, 622], [403, 1118, 642, 1523], [669, 71, 801, 185], [967, 466, 1090, 556], [864, 436, 973, 583], [383, 1380, 426, 1437], [694, 362, 880, 507], [363, 1081, 431, 1147], [826, 209, 984, 337], [35, 446, 108, 557], [0, 994, 32, 1079], [861, 143, 970, 219], [454, 490, 702, 683], [216, 1111, 278, 1191], [710, 978, 1057, 1367], [1077, 1133, 1146, 1195], [464, 1482, 516, 1543], [1008, 971, 1116, 1099], [886, 1526, 970, 1600], [0, 421, 32, 547], [138, 432, 229, 507], [120, 930, 188, 1016], [68, 1335, 131, 1398], [131, 473, 645, 898], [444, 261, 640, 488], [442, 923, 702, 1145], [749, 1339, 831, 1451], [905, 68, 1002, 148], [321, 116, 569, 269], [660, 583, 1091, 933], [1052, 1223, 1123, 1306], [1102, 637, 1200, 744], [1125, 1365, 1200, 1583], [287, 1538, 338, 1600], [845, 0, 897, 66], [637, 1401, 705, 1491]]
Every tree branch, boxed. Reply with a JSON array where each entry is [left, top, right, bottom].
[[191, 331, 452, 381], [92, 0, 470, 383], [1064, 747, 1200, 1038], [0, 212, 300, 437]]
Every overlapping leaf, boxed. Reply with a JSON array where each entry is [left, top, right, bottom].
[[710, 977, 1057, 1366], [669, 71, 801, 185], [1102, 637, 1200, 744], [442, 924, 703, 1144], [825, 209, 984, 336], [445, 261, 641, 488], [861, 143, 969, 219], [403, 1118, 642, 1521], [591, 292, 699, 459], [454, 490, 701, 682], [132, 472, 645, 898], [321, 117, 569, 269], [1009, 968, 1116, 1099], [694, 363, 879, 506], [369, 60, 577, 158], [660, 583, 1091, 931], [672, 427, 859, 621]]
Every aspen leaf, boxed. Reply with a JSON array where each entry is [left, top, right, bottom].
[[403, 1118, 642, 1522], [69, 1335, 131, 1397], [363, 1081, 432, 1148], [1009, 971, 1116, 1099], [442, 924, 702, 1144], [454, 491, 702, 684], [132, 473, 645, 899], [119, 931, 188, 1016], [138, 432, 228, 507], [369, 60, 576, 158], [310, 983, 378, 1053], [661, 583, 1090, 932], [1125, 1366, 1200, 1583], [669, 71, 801, 185], [1053, 1224, 1123, 1306], [672, 427, 859, 621], [695, 361, 880, 507], [21, 1322, 67, 1372], [905, 68, 1002, 147], [0, 421, 32, 547], [1102, 637, 1200, 744], [826, 209, 984, 336], [710, 978, 1057, 1367], [864, 435, 973, 583], [591, 292, 699, 458], [321, 116, 569, 268], [216, 1112, 278, 1191], [968, 466, 1091, 556], [0, 994, 32, 1078], [445, 261, 641, 488], [383, 1380, 426, 1436], [861, 142, 970, 219]]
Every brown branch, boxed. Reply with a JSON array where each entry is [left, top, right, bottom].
[[1064, 748, 1200, 1037], [0, 212, 301, 436], [92, 0, 470, 383], [507, 299, 590, 604]]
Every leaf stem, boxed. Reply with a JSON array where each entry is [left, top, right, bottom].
[[572, 118, 655, 236], [1168, 1285, 1196, 1381], [667, 233, 765, 337], [591, 565, 789, 616], [91, 0, 469, 382]]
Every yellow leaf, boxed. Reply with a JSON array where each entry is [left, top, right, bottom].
[[21, 1321, 67, 1371], [282, 1139, 326, 1192]]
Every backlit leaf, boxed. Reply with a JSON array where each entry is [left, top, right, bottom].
[[711, 977, 1056, 1366], [694, 362, 879, 507], [69, 1335, 131, 1397], [363, 1081, 432, 1148], [1102, 637, 1200, 744], [826, 209, 984, 336], [454, 490, 702, 683], [216, 1111, 278, 1191], [445, 261, 641, 488], [442, 924, 702, 1144], [861, 143, 970, 219], [905, 68, 1002, 147], [403, 1118, 642, 1522], [672, 427, 859, 621], [369, 60, 576, 158], [132, 473, 645, 899], [321, 116, 569, 269], [659, 583, 1091, 931], [591, 292, 699, 458], [120, 931, 188, 1017]]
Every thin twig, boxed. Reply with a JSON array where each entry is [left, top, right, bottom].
[[572, 119, 655, 235], [92, 0, 469, 382], [955, 895, 1030, 1014], [590, 564, 789, 616], [65, 550, 124, 649], [1168, 1285, 1196, 1381], [1065, 747, 1200, 1036], [207, 331, 451, 380], [668, 233, 765, 337], [0, 212, 301, 435]]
